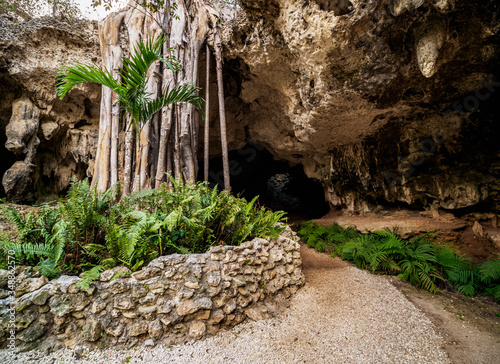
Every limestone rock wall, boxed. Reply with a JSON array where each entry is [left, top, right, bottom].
[[1, 1, 499, 213], [0, 15, 101, 203], [0, 229, 304, 352], [219, 0, 500, 212]]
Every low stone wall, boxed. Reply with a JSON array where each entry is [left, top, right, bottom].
[[0, 227, 305, 352]]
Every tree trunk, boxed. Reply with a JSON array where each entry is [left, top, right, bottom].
[[94, 0, 216, 192], [214, 31, 230, 191], [204, 44, 210, 181], [190, 40, 202, 180], [123, 117, 135, 195], [110, 74, 121, 186], [155, 28, 176, 189], [133, 136, 141, 193], [155, 103, 174, 188], [92, 12, 125, 191]]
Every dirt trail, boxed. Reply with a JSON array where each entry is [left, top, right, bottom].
[[309, 212, 500, 363], [389, 276, 500, 364], [301, 242, 500, 364]]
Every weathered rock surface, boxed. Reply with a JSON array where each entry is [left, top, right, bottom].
[[2, 98, 40, 202], [0, 15, 100, 202], [1, 1, 499, 215], [220, 0, 500, 212]]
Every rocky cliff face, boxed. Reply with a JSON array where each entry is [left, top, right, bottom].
[[1, 1, 499, 215], [220, 0, 500, 212], [0, 15, 100, 203]]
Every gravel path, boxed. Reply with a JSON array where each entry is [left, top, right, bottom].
[[1, 244, 450, 363]]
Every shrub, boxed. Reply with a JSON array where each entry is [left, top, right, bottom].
[[0, 178, 286, 281], [297, 221, 358, 254], [397, 234, 443, 294], [341, 231, 403, 273]]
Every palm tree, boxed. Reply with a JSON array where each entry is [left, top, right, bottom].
[[56, 34, 204, 193]]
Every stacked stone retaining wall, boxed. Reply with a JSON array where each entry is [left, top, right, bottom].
[[0, 227, 305, 352]]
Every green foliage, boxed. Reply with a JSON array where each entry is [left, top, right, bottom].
[[479, 258, 500, 282], [0, 204, 62, 276], [297, 221, 359, 254], [56, 34, 204, 139], [104, 178, 286, 271], [76, 265, 105, 289], [342, 231, 403, 273], [479, 259, 500, 301], [397, 234, 443, 294], [299, 221, 500, 301], [0, 179, 286, 280], [437, 247, 479, 297]]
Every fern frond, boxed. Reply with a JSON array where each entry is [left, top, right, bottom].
[[479, 259, 500, 283], [485, 283, 500, 301], [75, 265, 105, 289]]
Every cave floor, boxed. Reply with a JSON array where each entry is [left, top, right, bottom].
[[306, 212, 500, 363], [301, 243, 500, 364]]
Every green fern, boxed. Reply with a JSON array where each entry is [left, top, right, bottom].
[[485, 284, 500, 301], [479, 259, 500, 282], [397, 237, 442, 293], [2, 178, 287, 280], [37, 259, 61, 278], [437, 247, 479, 297], [298, 221, 359, 255], [110, 270, 132, 282], [76, 265, 105, 289], [479, 258, 500, 302]]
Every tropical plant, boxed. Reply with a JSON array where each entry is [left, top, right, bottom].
[[436, 247, 479, 297], [479, 258, 500, 301], [0, 204, 63, 277], [0, 179, 286, 283], [341, 231, 403, 273], [297, 221, 359, 254], [299, 220, 500, 301], [56, 34, 204, 192]]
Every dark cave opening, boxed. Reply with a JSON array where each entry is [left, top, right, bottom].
[[199, 143, 330, 221], [314, 0, 354, 15]]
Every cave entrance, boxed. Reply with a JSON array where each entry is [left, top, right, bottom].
[[200, 143, 330, 222]]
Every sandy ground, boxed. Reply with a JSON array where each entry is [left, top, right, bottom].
[[1, 243, 455, 363]]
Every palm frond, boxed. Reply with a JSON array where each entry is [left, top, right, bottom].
[[56, 62, 123, 99], [120, 34, 168, 92], [139, 82, 204, 124]]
